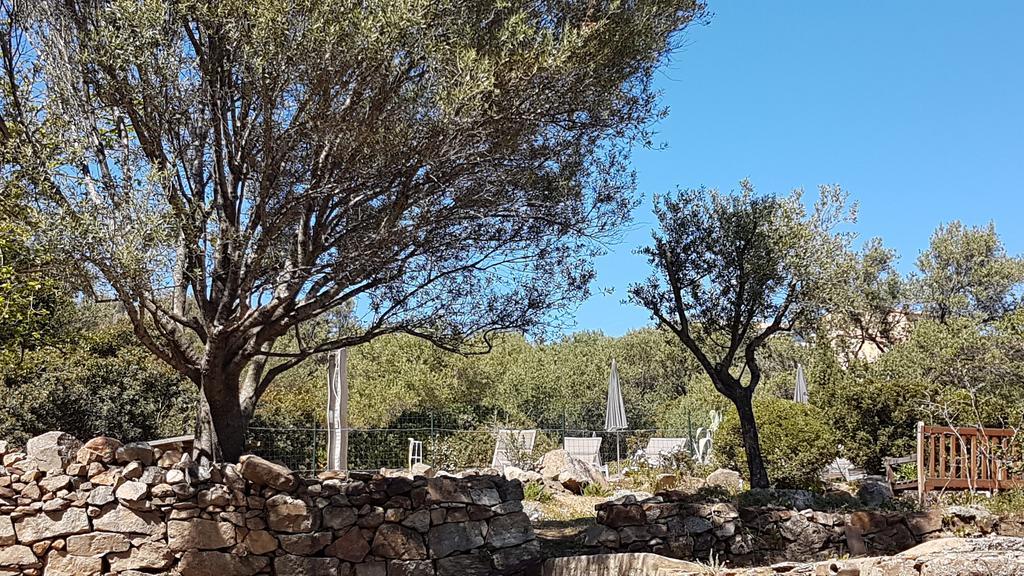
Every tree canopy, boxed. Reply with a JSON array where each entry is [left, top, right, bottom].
[[629, 181, 854, 487], [1, 0, 708, 460]]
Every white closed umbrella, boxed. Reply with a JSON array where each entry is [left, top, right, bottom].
[[793, 363, 809, 404], [604, 359, 628, 467]]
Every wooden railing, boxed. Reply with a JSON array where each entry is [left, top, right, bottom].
[[915, 422, 1023, 500]]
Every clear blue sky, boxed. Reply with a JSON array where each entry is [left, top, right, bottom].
[[570, 1, 1024, 336]]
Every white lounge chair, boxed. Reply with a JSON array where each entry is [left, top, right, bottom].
[[564, 436, 604, 472], [491, 429, 538, 471], [642, 437, 689, 468]]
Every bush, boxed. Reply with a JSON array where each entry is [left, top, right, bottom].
[[716, 396, 838, 490]]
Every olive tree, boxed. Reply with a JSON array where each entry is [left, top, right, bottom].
[[1, 0, 709, 461], [629, 182, 852, 487], [914, 221, 1024, 324]]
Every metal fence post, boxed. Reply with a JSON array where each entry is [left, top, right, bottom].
[[429, 414, 436, 465], [311, 421, 319, 474]]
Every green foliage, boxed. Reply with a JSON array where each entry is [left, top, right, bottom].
[[0, 311, 195, 446], [257, 328, 706, 433], [0, 200, 66, 355], [941, 490, 1024, 516], [815, 313, 1024, 473], [523, 481, 554, 503], [582, 483, 614, 497], [717, 396, 838, 490], [914, 221, 1024, 323]]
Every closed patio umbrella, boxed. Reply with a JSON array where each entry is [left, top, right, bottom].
[[605, 359, 628, 468], [793, 363, 809, 404]]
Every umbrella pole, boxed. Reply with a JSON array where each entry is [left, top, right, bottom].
[[615, 431, 620, 475]]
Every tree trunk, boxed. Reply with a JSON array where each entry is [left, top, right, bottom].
[[194, 372, 249, 463], [733, 391, 770, 488]]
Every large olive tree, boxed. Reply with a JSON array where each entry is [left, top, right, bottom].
[[0, 0, 708, 461], [630, 182, 852, 488]]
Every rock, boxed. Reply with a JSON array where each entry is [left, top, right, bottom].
[[65, 532, 131, 556], [267, 494, 320, 533], [402, 509, 432, 533], [705, 468, 743, 492], [273, 555, 340, 576], [537, 449, 608, 494], [238, 454, 298, 491], [492, 539, 542, 571], [356, 561, 387, 576], [107, 542, 174, 571], [38, 474, 72, 493], [26, 431, 82, 473], [243, 529, 278, 554], [849, 510, 889, 534], [602, 504, 646, 528], [486, 512, 534, 548], [115, 480, 149, 505], [86, 485, 116, 507], [582, 525, 620, 548], [542, 552, 708, 576], [425, 477, 472, 504], [435, 551, 492, 576], [904, 509, 943, 539], [371, 523, 428, 559], [13, 508, 91, 543], [410, 462, 436, 478], [76, 437, 123, 465], [323, 505, 357, 529], [43, 551, 103, 576], [0, 544, 39, 567], [167, 518, 237, 551], [92, 505, 164, 536], [502, 465, 526, 481], [157, 448, 183, 467], [0, 515, 14, 546], [856, 476, 894, 507], [116, 442, 155, 466], [389, 560, 434, 576], [178, 550, 269, 576], [428, 521, 486, 558], [279, 531, 333, 555], [326, 526, 370, 562]]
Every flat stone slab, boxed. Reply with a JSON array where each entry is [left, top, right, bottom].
[[543, 552, 706, 576]]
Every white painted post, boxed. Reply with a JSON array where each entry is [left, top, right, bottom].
[[327, 349, 349, 471]]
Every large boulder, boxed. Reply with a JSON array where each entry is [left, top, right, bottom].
[[705, 468, 743, 492], [238, 454, 298, 491], [856, 475, 894, 507], [26, 431, 82, 473], [536, 449, 608, 494]]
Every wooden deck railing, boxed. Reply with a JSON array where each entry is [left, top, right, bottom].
[[915, 422, 1023, 500]]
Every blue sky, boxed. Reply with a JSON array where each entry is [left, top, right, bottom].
[[570, 1, 1024, 336]]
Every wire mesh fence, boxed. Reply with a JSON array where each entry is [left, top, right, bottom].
[[246, 421, 701, 476]]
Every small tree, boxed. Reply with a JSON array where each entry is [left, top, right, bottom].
[[629, 182, 852, 487], [1, 0, 708, 461], [914, 221, 1024, 324]]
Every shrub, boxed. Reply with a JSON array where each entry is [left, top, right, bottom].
[[523, 481, 553, 503], [582, 483, 614, 497], [716, 396, 838, 490]]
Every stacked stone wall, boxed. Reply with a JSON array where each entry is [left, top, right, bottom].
[[0, 433, 540, 575], [588, 491, 1024, 566]]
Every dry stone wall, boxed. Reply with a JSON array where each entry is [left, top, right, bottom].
[[588, 491, 1024, 566], [0, 432, 541, 576]]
